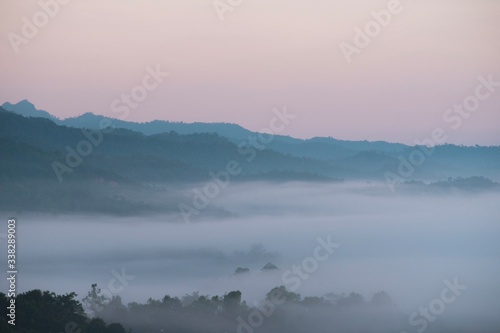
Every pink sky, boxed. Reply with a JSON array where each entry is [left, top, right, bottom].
[[0, 0, 499, 145]]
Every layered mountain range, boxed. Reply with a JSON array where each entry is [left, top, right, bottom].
[[1, 100, 499, 216]]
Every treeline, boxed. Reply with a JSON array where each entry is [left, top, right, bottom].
[[0, 290, 123, 333], [2, 285, 404, 333]]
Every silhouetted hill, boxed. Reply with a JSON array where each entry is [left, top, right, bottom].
[[2, 101, 500, 215], [0, 107, 342, 215], [0, 108, 341, 181], [1, 99, 61, 123], [1, 100, 407, 161], [2, 99, 253, 139]]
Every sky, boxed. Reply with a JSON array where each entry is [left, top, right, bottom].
[[0, 0, 499, 145]]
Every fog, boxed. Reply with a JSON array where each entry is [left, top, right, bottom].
[[4, 181, 500, 331]]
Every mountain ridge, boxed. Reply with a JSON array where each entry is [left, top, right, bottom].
[[1, 104, 500, 216], [1, 100, 411, 160]]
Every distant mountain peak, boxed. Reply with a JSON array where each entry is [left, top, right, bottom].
[[16, 99, 34, 106], [71, 112, 103, 119], [1, 99, 61, 123]]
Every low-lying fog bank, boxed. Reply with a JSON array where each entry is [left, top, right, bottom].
[[2, 181, 499, 330]]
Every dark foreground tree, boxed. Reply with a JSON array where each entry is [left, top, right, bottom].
[[86, 318, 107, 333], [105, 323, 126, 333], [6, 289, 87, 333]]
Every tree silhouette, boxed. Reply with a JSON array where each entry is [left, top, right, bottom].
[[82, 284, 109, 317], [105, 323, 126, 333]]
